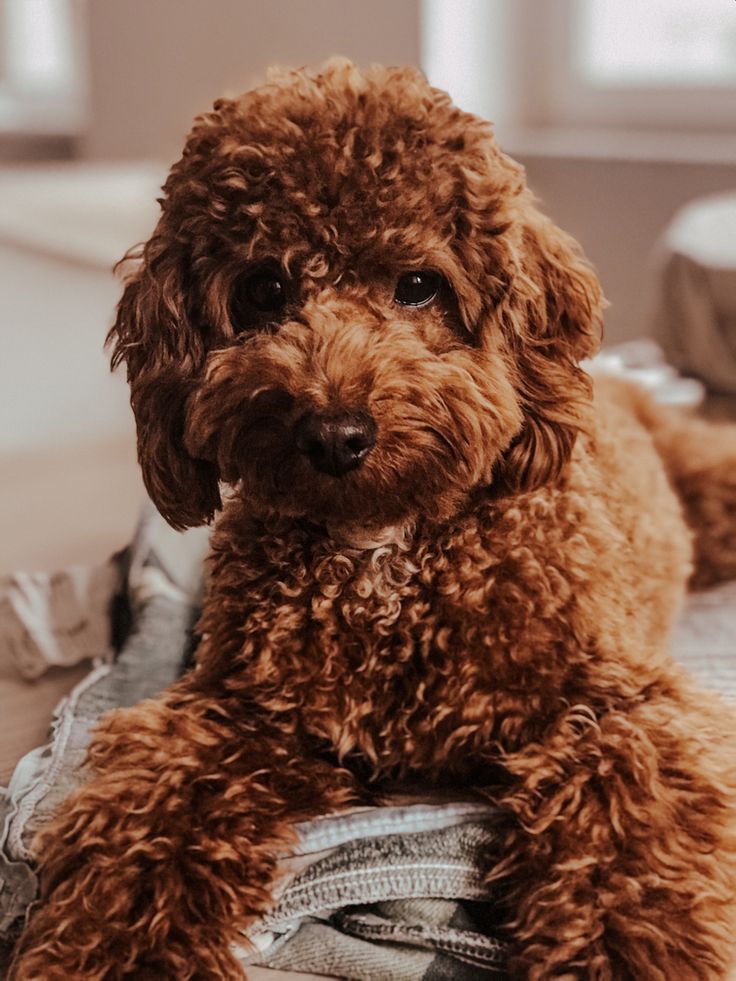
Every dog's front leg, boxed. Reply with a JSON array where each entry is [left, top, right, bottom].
[[492, 695, 736, 980], [9, 684, 361, 980]]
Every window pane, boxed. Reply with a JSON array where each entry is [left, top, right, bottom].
[[576, 0, 736, 86], [6, 0, 72, 89]]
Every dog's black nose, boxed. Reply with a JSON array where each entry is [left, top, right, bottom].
[[294, 412, 377, 476]]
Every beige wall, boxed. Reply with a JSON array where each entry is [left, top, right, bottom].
[[518, 153, 736, 343], [83, 0, 421, 161]]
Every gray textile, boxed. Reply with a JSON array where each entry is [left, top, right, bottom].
[[241, 823, 507, 979], [0, 494, 735, 977], [670, 581, 736, 697], [251, 899, 505, 980], [0, 594, 198, 941], [261, 820, 495, 929]]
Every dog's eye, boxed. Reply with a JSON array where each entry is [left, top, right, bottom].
[[242, 271, 287, 312], [229, 267, 290, 334], [394, 271, 441, 307]]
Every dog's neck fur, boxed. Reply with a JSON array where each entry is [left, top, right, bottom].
[[324, 521, 409, 551], [197, 483, 566, 781], [194, 444, 677, 785]]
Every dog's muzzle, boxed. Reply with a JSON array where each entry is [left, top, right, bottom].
[[294, 411, 377, 477]]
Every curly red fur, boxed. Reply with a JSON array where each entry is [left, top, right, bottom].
[[11, 59, 736, 980]]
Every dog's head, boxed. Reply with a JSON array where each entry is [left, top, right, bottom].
[[109, 59, 603, 534]]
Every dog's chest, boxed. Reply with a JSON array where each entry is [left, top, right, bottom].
[[210, 499, 590, 774]]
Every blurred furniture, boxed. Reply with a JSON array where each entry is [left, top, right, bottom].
[[654, 192, 736, 396]]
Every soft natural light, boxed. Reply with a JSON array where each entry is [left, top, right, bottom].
[[5, 0, 74, 88], [577, 0, 736, 86], [0, 0, 86, 134], [421, 0, 511, 127]]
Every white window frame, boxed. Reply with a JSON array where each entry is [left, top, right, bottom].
[[514, 0, 736, 134], [422, 0, 736, 159]]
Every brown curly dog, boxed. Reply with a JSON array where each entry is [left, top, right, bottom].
[[11, 59, 736, 980]]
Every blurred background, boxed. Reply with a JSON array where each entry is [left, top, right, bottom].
[[1, 0, 735, 573]]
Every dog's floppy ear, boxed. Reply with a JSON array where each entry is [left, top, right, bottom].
[[494, 196, 604, 493], [107, 231, 221, 531]]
